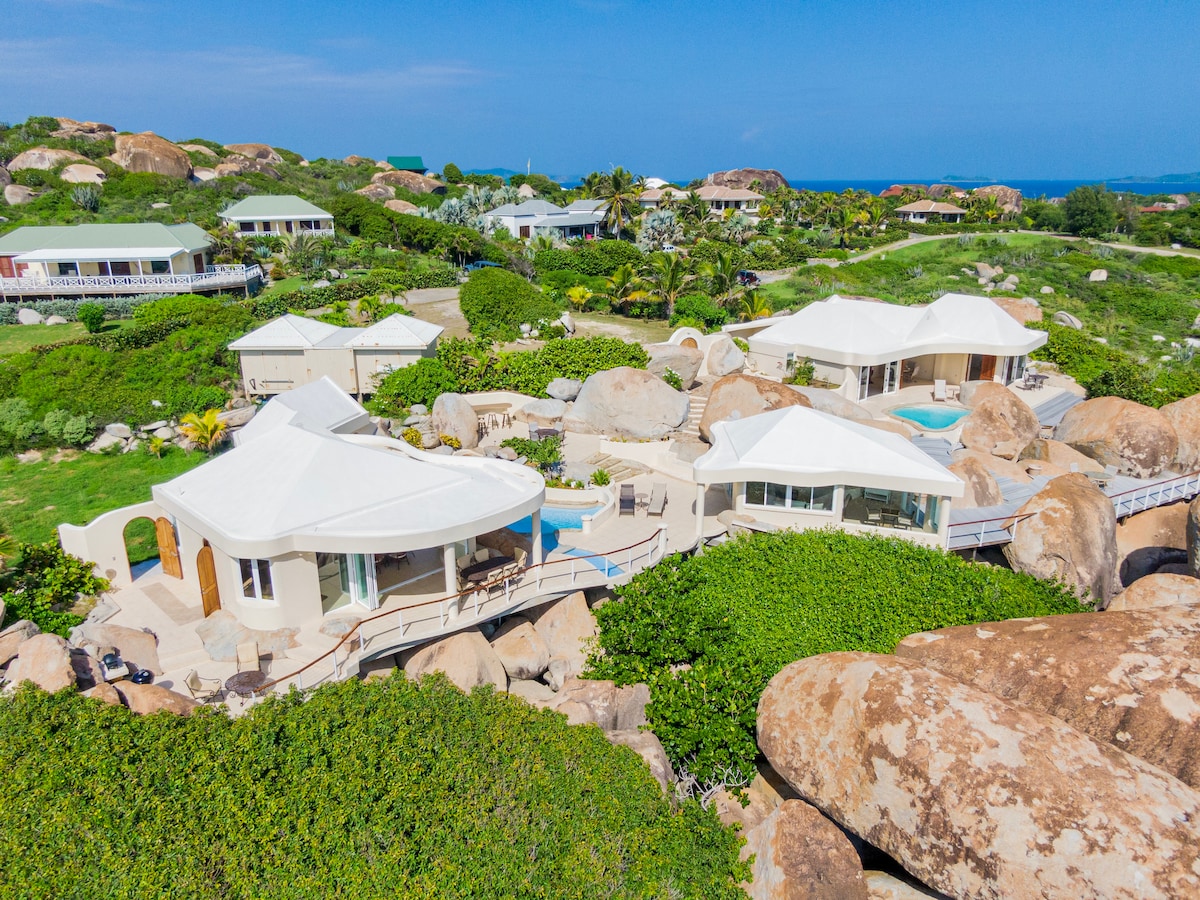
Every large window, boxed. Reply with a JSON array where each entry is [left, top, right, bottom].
[[239, 558, 274, 601], [841, 487, 942, 534], [150, 260, 171, 275], [745, 482, 835, 512]]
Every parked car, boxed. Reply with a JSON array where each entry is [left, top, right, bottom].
[[736, 270, 760, 286], [464, 260, 502, 272]]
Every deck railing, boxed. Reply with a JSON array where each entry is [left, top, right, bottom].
[[237, 229, 335, 239], [1109, 471, 1200, 518], [251, 527, 670, 699], [0, 264, 263, 295], [948, 512, 1036, 550]]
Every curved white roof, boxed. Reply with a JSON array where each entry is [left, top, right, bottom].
[[745, 293, 1047, 366], [235, 376, 369, 446], [694, 406, 963, 497], [154, 425, 544, 558]]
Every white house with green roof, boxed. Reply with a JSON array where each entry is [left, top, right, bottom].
[[220, 195, 334, 238], [0, 223, 262, 298]]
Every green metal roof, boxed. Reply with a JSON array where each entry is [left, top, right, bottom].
[[220, 195, 333, 221], [386, 156, 426, 172], [0, 223, 212, 255]]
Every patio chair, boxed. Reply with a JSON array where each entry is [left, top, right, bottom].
[[236, 641, 261, 674], [184, 669, 224, 703], [647, 482, 668, 517], [933, 379, 948, 402], [475, 548, 492, 564], [456, 553, 473, 573], [619, 483, 635, 516]]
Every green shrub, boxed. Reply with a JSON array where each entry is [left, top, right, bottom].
[[458, 268, 558, 340], [591, 468, 611, 486], [500, 434, 562, 471], [401, 427, 423, 448], [371, 358, 460, 411], [1, 542, 109, 636], [76, 302, 106, 334], [532, 240, 644, 277], [0, 676, 748, 897], [670, 293, 728, 331], [588, 529, 1084, 783], [662, 367, 683, 390]]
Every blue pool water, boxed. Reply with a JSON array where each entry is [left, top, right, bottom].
[[890, 405, 970, 430], [507, 504, 621, 574]]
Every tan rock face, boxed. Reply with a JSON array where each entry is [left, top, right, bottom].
[[758, 651, 1200, 900], [113, 681, 199, 716], [78, 622, 162, 674], [58, 163, 107, 185], [955, 380, 1009, 408], [1111, 573, 1200, 610], [489, 617, 549, 680], [990, 296, 1042, 324], [549, 677, 649, 732], [81, 681, 123, 706], [343, 155, 372, 166], [0, 620, 40, 667], [7, 147, 89, 171], [1159, 392, 1200, 472], [111, 132, 192, 179], [355, 182, 395, 202], [606, 729, 672, 791], [52, 117, 115, 138], [371, 170, 446, 194], [1002, 472, 1118, 603], [1018, 438, 1103, 473], [177, 143, 217, 158], [6, 633, 74, 692], [223, 143, 283, 163], [700, 374, 812, 442], [565, 367, 690, 439], [946, 455, 1002, 508], [896, 605, 1200, 789], [0, 165, 10, 187], [788, 386, 871, 420], [529, 591, 597, 675], [706, 168, 790, 192], [402, 629, 508, 692], [1115, 502, 1188, 585], [646, 342, 703, 388], [384, 199, 419, 214], [972, 184, 1023, 214], [740, 799, 867, 900], [1054, 396, 1178, 478], [213, 155, 281, 180], [431, 392, 479, 449], [959, 390, 1039, 459]]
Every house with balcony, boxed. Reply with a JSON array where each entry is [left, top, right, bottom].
[[485, 199, 606, 240], [229, 312, 444, 398], [0, 223, 262, 299], [220, 195, 335, 239], [724, 292, 1048, 400], [894, 200, 967, 223], [696, 184, 763, 217]]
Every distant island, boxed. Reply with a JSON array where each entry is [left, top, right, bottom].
[[940, 175, 997, 182], [1109, 171, 1200, 184]]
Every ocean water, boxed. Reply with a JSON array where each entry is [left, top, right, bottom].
[[780, 179, 1200, 198]]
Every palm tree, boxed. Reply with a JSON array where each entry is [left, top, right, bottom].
[[864, 201, 889, 236], [565, 285, 592, 311], [178, 409, 228, 455], [599, 263, 648, 314], [720, 213, 754, 245], [357, 294, 386, 324], [596, 167, 642, 240], [642, 252, 689, 318], [580, 171, 606, 199], [736, 292, 772, 322], [678, 190, 708, 228], [285, 232, 318, 277], [831, 206, 859, 249], [0, 533, 18, 571], [702, 252, 744, 308]]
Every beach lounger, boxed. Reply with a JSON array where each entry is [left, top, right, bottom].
[[647, 482, 668, 517], [933, 379, 948, 402], [619, 483, 635, 516]]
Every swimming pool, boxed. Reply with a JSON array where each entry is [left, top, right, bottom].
[[509, 503, 604, 535], [890, 404, 970, 430]]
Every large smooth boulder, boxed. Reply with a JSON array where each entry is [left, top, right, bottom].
[[1017, 438, 1102, 474], [957, 380, 1009, 408], [549, 676, 648, 732], [177, 143, 217, 157], [4, 185, 38, 206], [972, 184, 1023, 214], [110, 132, 192, 179], [214, 155, 281, 179], [53, 117, 115, 139], [223, 143, 283, 163], [513, 398, 567, 428], [545, 377, 582, 402], [81, 682, 123, 706], [739, 799, 867, 900], [0, 166, 10, 187], [946, 454, 1002, 508], [403, 628, 508, 692], [1159, 392, 1200, 472], [6, 634, 75, 692], [991, 296, 1042, 325], [1110, 573, 1200, 610], [607, 729, 673, 791], [706, 168, 790, 192], [384, 199, 420, 214], [76, 622, 162, 674], [565, 368, 689, 439], [959, 390, 1039, 459], [1115, 502, 1188, 585], [789, 386, 871, 421], [355, 182, 395, 202], [489, 616, 549, 680], [706, 334, 746, 377], [431, 392, 479, 449], [528, 591, 596, 676], [700, 374, 812, 442], [865, 872, 946, 899], [0, 620, 40, 668], [758, 651, 1200, 900], [6, 147, 88, 171], [1003, 473, 1117, 603], [1054, 397, 1178, 478], [896, 605, 1200, 789], [17, 308, 44, 325], [646, 342, 703, 388], [112, 681, 199, 716], [371, 170, 445, 194], [59, 163, 107, 185]]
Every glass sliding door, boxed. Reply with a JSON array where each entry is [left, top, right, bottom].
[[318, 553, 378, 614]]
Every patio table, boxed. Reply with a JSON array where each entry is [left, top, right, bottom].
[[460, 556, 514, 584], [225, 670, 268, 698]]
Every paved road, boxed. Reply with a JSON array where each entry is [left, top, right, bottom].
[[403, 287, 461, 305]]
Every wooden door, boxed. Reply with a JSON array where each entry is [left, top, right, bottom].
[[155, 517, 183, 579], [979, 355, 997, 381], [197, 545, 221, 617], [0, 256, 13, 278]]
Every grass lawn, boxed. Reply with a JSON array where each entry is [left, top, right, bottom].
[[573, 312, 677, 344], [0, 449, 207, 562], [256, 275, 305, 298], [0, 319, 137, 357]]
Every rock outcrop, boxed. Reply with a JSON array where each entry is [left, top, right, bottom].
[[214, 155, 281, 179], [959, 390, 1039, 459], [431, 392, 480, 449], [384, 199, 419, 214], [545, 377, 582, 401], [739, 799, 868, 900], [112, 681, 199, 716], [75, 622, 163, 674], [1159, 392, 1200, 472], [6, 147, 88, 171], [1055, 396, 1178, 478], [489, 616, 550, 680], [59, 163, 107, 185], [705, 168, 790, 192], [1002, 473, 1117, 603], [1110, 573, 1200, 610], [5, 633, 75, 692], [355, 182, 395, 202], [788, 386, 871, 420], [0, 620, 40, 668], [514, 398, 566, 428], [403, 628, 508, 692], [549, 677, 649, 732], [177, 143, 217, 157], [705, 334, 746, 377], [223, 143, 283, 164], [1115, 502, 1188, 585], [946, 455, 1002, 508], [564, 367, 689, 439], [607, 729, 673, 791], [528, 591, 596, 677], [371, 170, 446, 194], [700, 374, 812, 442], [758, 651, 1200, 900], [4, 185, 37, 206], [896, 606, 1200, 789], [1017, 438, 1102, 473], [646, 342, 703, 388], [110, 132, 192, 179], [971, 184, 1023, 214]]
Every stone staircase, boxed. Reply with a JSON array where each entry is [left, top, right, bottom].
[[581, 452, 645, 483], [681, 394, 708, 438]]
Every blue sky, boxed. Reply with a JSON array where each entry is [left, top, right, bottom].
[[3, 0, 1197, 181]]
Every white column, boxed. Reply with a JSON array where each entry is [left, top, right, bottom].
[[531, 508, 543, 566], [695, 482, 707, 552], [443, 543, 457, 597]]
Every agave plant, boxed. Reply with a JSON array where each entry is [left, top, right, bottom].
[[71, 184, 100, 212], [637, 209, 683, 252]]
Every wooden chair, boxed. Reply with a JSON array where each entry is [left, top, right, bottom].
[[236, 641, 261, 674], [619, 483, 636, 516], [184, 669, 224, 703], [647, 482, 668, 517]]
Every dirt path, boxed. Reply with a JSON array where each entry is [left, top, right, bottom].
[[842, 230, 1200, 265]]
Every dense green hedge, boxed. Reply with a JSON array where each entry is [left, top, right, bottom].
[[532, 240, 645, 277], [458, 268, 559, 340], [370, 336, 648, 412], [588, 530, 1083, 783], [0, 541, 107, 636], [328, 193, 489, 257], [0, 676, 748, 899]]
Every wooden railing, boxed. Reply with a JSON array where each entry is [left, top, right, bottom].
[[251, 527, 670, 699], [0, 264, 262, 294]]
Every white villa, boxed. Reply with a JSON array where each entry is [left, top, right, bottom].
[[894, 200, 968, 223], [486, 199, 607, 240], [725, 293, 1048, 400], [693, 405, 964, 549], [0, 223, 262, 298], [696, 184, 764, 217], [638, 186, 690, 210], [229, 312, 443, 398], [220, 195, 335, 238], [59, 386, 546, 634]]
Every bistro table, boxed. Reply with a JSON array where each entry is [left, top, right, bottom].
[[460, 555, 514, 584], [225, 670, 268, 698]]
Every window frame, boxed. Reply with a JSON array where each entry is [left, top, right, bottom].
[[238, 557, 275, 602], [744, 482, 836, 514]]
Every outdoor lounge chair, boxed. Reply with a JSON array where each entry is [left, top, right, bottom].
[[236, 641, 261, 674], [933, 379, 948, 402], [647, 482, 668, 517], [184, 669, 224, 703], [619, 483, 635, 516], [456, 554, 473, 573]]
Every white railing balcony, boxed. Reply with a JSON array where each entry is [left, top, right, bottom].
[[238, 228, 335, 239], [0, 264, 263, 296]]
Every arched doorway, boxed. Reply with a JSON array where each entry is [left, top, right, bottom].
[[197, 542, 221, 617], [681, 337, 699, 349], [121, 516, 183, 579]]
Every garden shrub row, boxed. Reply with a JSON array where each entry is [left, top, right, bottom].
[[0, 676, 748, 898], [532, 240, 645, 277], [0, 294, 161, 325], [458, 267, 560, 340], [587, 529, 1083, 784]]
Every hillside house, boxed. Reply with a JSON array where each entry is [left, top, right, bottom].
[[220, 195, 334, 238], [894, 200, 967, 223], [486, 199, 606, 240]]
